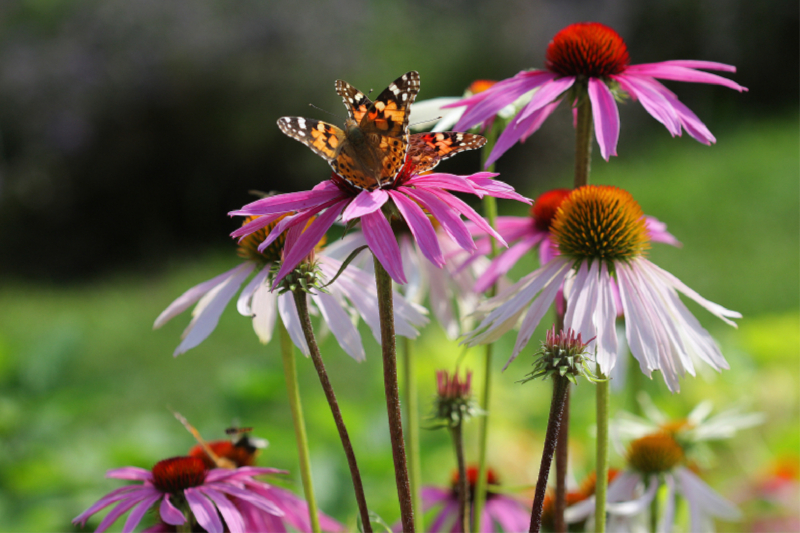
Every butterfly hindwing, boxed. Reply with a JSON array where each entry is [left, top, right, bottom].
[[406, 132, 487, 173]]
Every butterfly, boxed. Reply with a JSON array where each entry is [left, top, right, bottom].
[[278, 72, 486, 191]]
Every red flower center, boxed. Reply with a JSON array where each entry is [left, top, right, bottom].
[[451, 466, 500, 500], [531, 188, 572, 231], [545, 22, 630, 78], [151, 456, 209, 493]]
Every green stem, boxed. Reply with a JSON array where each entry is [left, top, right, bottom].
[[473, 121, 500, 532], [278, 322, 321, 533], [451, 423, 469, 533], [529, 376, 571, 533], [553, 310, 568, 533], [373, 256, 415, 532], [574, 96, 593, 188], [402, 337, 425, 533], [595, 375, 610, 533], [292, 291, 373, 532], [650, 479, 659, 533]]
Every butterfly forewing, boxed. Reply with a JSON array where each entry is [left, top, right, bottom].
[[406, 132, 487, 173], [277, 117, 345, 171], [335, 80, 372, 124]]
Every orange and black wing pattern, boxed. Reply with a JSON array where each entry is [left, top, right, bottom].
[[406, 132, 487, 173]]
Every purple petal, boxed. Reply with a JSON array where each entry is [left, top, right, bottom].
[[198, 487, 246, 533], [588, 78, 620, 160], [205, 467, 287, 483], [466, 175, 531, 202], [272, 198, 349, 287], [645, 216, 681, 247], [421, 487, 451, 509], [623, 63, 747, 92], [153, 266, 245, 329], [160, 495, 186, 525], [311, 292, 366, 361], [341, 189, 389, 221], [174, 262, 256, 356], [399, 187, 475, 253], [474, 233, 543, 293], [123, 493, 163, 533], [427, 188, 507, 247], [185, 488, 224, 533], [230, 212, 285, 240], [258, 197, 341, 253], [95, 496, 146, 533], [107, 467, 154, 481], [484, 99, 559, 166], [361, 209, 407, 284], [516, 76, 575, 122], [648, 81, 716, 144], [389, 190, 444, 267], [429, 499, 458, 532], [404, 173, 479, 195], [487, 497, 531, 533], [639, 60, 737, 72], [230, 182, 346, 216], [614, 75, 682, 136], [210, 482, 284, 516], [73, 486, 148, 526]]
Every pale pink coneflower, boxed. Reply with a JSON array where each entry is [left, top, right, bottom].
[[565, 432, 741, 532], [446, 22, 747, 164], [228, 166, 529, 289], [464, 185, 741, 392], [154, 215, 428, 360], [72, 456, 325, 533]]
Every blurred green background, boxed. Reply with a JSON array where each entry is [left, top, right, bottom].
[[0, 1, 797, 532]]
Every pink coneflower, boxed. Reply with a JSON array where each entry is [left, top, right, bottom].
[[446, 22, 747, 164], [229, 167, 529, 287], [72, 457, 296, 533], [464, 185, 740, 391], [154, 215, 427, 360], [421, 466, 530, 532], [466, 188, 680, 293]]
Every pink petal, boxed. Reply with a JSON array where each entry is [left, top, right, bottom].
[[160, 495, 187, 525], [230, 212, 285, 240], [237, 266, 269, 316], [588, 78, 620, 160], [516, 76, 575, 122], [230, 182, 346, 216], [399, 186, 475, 253], [467, 174, 531, 202], [272, 198, 349, 288], [614, 75, 682, 136], [361, 210, 407, 284], [123, 493, 163, 533], [278, 292, 309, 355], [389, 190, 444, 267], [648, 82, 716, 144], [185, 488, 224, 533], [107, 467, 154, 481], [257, 197, 341, 253], [474, 233, 543, 293], [73, 486, 147, 526], [95, 496, 145, 533], [341, 189, 389, 222], [198, 487, 245, 533], [153, 266, 245, 329], [640, 60, 737, 73], [404, 173, 479, 195], [623, 64, 747, 92], [485, 98, 561, 167], [645, 216, 681, 247], [519, 99, 561, 142], [428, 188, 507, 247], [311, 292, 366, 361], [210, 482, 284, 516]]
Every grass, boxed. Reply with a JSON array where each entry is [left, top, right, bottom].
[[0, 115, 797, 531]]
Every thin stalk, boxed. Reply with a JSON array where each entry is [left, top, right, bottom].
[[292, 291, 372, 532], [373, 256, 415, 532], [553, 388, 570, 533], [402, 337, 425, 533], [574, 97, 593, 188], [278, 322, 321, 533], [595, 376, 610, 533], [529, 376, 571, 533], [473, 122, 500, 531], [451, 423, 469, 533], [650, 482, 659, 533]]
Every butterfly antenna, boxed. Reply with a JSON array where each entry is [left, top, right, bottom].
[[409, 116, 443, 129], [309, 103, 344, 121], [170, 409, 235, 469]]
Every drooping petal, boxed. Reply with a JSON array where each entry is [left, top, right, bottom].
[[175, 263, 256, 356], [272, 198, 349, 287], [72, 485, 147, 526], [123, 493, 163, 533], [475, 233, 544, 293], [588, 78, 620, 160], [606, 475, 659, 516], [341, 189, 389, 221], [237, 265, 269, 316], [107, 467, 154, 481], [624, 63, 747, 92], [389, 190, 444, 267], [595, 262, 619, 373], [404, 173, 480, 195], [408, 97, 463, 131], [485, 99, 561, 167], [399, 187, 476, 253], [230, 212, 285, 240], [311, 292, 365, 361], [427, 188, 507, 247], [197, 486, 245, 533], [154, 265, 246, 329], [645, 216, 681, 247], [466, 174, 532, 202], [659, 474, 676, 533], [159, 495, 187, 525], [230, 182, 346, 216], [209, 481, 284, 516], [278, 292, 309, 356], [516, 75, 575, 122], [95, 494, 149, 533], [185, 488, 224, 533], [361, 209, 407, 284], [676, 467, 741, 532], [428, 498, 459, 532], [640, 60, 737, 72], [251, 279, 278, 344], [653, 84, 716, 144], [614, 75, 682, 136]]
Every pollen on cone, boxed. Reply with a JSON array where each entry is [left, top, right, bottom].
[[627, 433, 685, 474]]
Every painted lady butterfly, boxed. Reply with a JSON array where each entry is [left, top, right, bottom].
[[278, 71, 420, 191]]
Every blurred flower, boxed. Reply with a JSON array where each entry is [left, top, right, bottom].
[[566, 432, 741, 532], [446, 22, 747, 164], [465, 188, 680, 293], [743, 458, 800, 533], [542, 469, 620, 531], [464, 185, 740, 391], [230, 166, 528, 287], [420, 466, 529, 532], [72, 456, 290, 533], [154, 215, 428, 360], [431, 369, 481, 428], [409, 80, 525, 133]]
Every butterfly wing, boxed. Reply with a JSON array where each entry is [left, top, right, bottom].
[[277, 117, 346, 170], [406, 132, 487, 173], [335, 80, 373, 124]]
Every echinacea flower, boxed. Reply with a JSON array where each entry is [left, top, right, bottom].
[[154, 215, 427, 360], [229, 167, 529, 288], [420, 466, 530, 532], [541, 469, 620, 531], [464, 185, 740, 391], [73, 456, 292, 533], [465, 188, 680, 293], [447, 22, 747, 164], [565, 432, 741, 532]]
